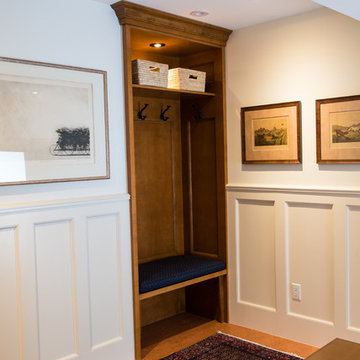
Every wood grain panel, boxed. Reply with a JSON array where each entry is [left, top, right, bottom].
[[112, 1, 232, 48], [188, 117, 218, 255], [134, 96, 183, 262], [186, 278, 220, 320], [180, 50, 216, 93], [122, 25, 142, 359], [130, 28, 210, 61], [115, 4, 231, 357], [140, 290, 185, 327], [0, 227, 22, 360], [180, 48, 227, 261]]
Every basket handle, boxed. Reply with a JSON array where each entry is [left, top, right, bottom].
[[189, 74, 198, 80], [149, 66, 160, 72]]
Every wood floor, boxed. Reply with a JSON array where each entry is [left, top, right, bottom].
[[141, 312, 318, 359]]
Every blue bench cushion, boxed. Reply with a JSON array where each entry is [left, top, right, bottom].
[[139, 255, 226, 294]]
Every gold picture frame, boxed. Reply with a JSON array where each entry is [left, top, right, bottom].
[[241, 101, 301, 164], [316, 95, 360, 163]]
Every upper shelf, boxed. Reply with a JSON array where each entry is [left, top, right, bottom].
[[132, 83, 216, 97]]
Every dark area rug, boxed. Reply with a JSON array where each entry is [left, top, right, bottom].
[[161, 333, 303, 360]]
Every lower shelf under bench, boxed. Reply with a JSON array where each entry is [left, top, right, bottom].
[[141, 312, 218, 359], [138, 254, 227, 324]]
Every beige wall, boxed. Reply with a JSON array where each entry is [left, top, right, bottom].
[[226, 9, 360, 347], [0, 0, 134, 359], [226, 8, 360, 189]]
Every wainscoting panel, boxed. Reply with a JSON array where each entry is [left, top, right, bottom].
[[348, 206, 360, 331], [0, 226, 21, 360], [227, 187, 360, 347], [235, 199, 276, 310], [87, 214, 123, 350], [0, 195, 134, 360], [34, 219, 78, 360], [286, 202, 334, 324]]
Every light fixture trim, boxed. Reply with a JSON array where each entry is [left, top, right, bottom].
[[149, 42, 166, 48], [190, 10, 209, 17]]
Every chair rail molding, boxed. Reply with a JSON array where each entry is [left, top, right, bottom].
[[226, 184, 360, 197]]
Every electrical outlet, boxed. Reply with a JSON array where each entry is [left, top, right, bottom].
[[291, 283, 302, 301]]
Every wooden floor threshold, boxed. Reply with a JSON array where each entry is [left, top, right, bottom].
[[141, 312, 318, 359]]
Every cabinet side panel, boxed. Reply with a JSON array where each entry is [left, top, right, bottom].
[[188, 117, 219, 255]]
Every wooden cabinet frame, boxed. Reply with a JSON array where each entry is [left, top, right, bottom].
[[112, 2, 232, 358]]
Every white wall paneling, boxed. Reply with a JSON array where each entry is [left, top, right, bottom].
[[0, 195, 134, 360], [286, 202, 334, 324], [0, 226, 22, 360], [226, 7, 360, 348], [87, 214, 123, 351], [0, 1, 133, 356], [235, 199, 276, 311], [228, 186, 360, 347], [35, 219, 78, 360], [347, 206, 360, 332]]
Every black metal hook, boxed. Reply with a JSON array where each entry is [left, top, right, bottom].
[[192, 104, 203, 120], [137, 103, 148, 120], [160, 105, 171, 121]]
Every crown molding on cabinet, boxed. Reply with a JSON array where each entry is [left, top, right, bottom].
[[111, 1, 232, 47]]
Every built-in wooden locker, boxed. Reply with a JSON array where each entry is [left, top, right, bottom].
[[112, 2, 232, 358]]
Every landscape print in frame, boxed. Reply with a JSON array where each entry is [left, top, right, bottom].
[[0, 57, 109, 185], [316, 95, 360, 163], [241, 101, 301, 164]]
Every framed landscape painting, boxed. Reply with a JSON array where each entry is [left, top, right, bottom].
[[0, 57, 109, 185], [241, 101, 301, 164], [316, 95, 360, 163]]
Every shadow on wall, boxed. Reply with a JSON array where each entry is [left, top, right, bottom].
[[242, 163, 303, 172], [319, 164, 360, 172]]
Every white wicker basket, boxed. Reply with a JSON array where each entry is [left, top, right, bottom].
[[132, 59, 169, 88], [168, 68, 206, 92]]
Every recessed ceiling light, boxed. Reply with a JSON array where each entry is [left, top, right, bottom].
[[190, 10, 209, 17], [149, 42, 166, 48]]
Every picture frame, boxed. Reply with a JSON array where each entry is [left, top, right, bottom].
[[316, 95, 360, 163], [0, 56, 109, 185], [241, 101, 301, 164]]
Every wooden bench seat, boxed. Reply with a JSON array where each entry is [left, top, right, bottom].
[[138, 255, 226, 301]]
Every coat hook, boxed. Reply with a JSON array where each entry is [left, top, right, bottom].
[[160, 105, 171, 121], [137, 103, 148, 120], [192, 104, 203, 120]]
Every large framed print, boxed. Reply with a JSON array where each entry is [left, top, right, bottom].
[[316, 95, 360, 163], [0, 57, 109, 185], [241, 101, 301, 164]]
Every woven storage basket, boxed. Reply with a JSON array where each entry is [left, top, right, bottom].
[[132, 59, 168, 88], [168, 68, 206, 92]]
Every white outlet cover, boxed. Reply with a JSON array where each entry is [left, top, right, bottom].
[[291, 283, 302, 301]]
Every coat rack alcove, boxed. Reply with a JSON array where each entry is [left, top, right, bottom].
[[112, 2, 232, 358]]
